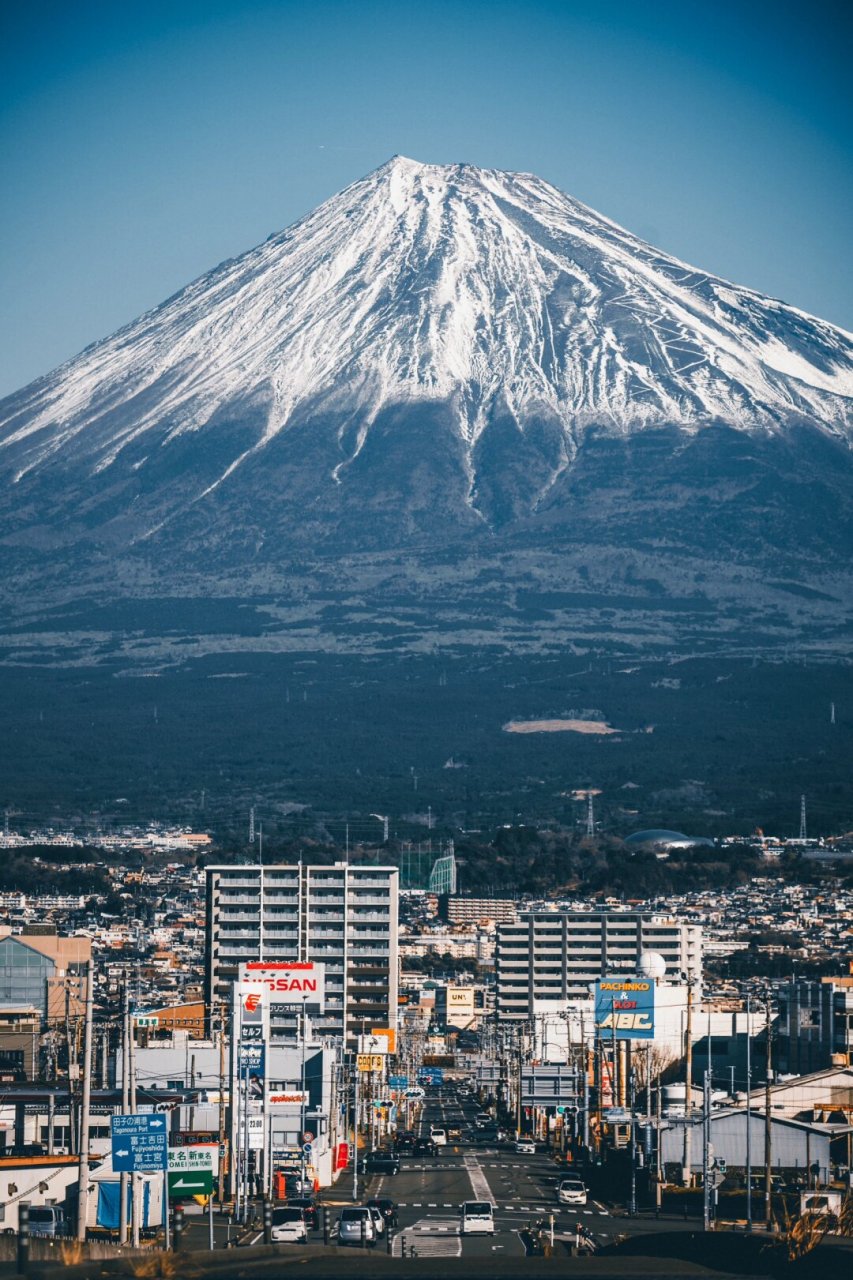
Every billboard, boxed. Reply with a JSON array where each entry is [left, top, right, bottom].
[[359, 1032, 390, 1055], [239, 962, 325, 1013], [594, 977, 655, 1040], [238, 1042, 265, 1097], [371, 1026, 397, 1054], [236, 981, 269, 1041]]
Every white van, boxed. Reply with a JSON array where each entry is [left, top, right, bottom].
[[460, 1201, 495, 1235], [27, 1207, 67, 1238], [430, 1126, 447, 1147]]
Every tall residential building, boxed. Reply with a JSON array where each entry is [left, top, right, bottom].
[[778, 977, 853, 1074], [440, 896, 517, 924], [495, 909, 702, 1020], [204, 863, 399, 1044]]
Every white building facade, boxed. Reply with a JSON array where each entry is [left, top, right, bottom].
[[496, 910, 703, 1020], [204, 863, 399, 1046]]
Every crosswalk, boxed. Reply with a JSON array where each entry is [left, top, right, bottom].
[[393, 1219, 461, 1257], [395, 1201, 608, 1215]]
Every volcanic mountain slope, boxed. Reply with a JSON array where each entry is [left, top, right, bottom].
[[0, 156, 851, 654]]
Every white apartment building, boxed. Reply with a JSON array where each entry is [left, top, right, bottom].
[[204, 863, 398, 1045], [496, 909, 702, 1019]]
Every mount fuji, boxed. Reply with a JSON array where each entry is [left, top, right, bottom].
[[1, 156, 852, 663]]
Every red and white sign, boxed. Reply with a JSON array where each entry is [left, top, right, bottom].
[[267, 1092, 309, 1107], [239, 962, 325, 1012]]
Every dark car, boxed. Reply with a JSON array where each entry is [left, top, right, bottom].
[[367, 1196, 398, 1228], [363, 1150, 400, 1175], [394, 1134, 416, 1154], [285, 1197, 319, 1230], [413, 1137, 437, 1157]]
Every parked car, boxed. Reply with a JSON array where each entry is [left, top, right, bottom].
[[337, 1206, 377, 1246], [557, 1176, 588, 1206], [363, 1150, 400, 1175], [367, 1197, 398, 1228], [285, 1197, 319, 1230], [460, 1201, 495, 1235], [414, 1137, 437, 1156], [270, 1207, 309, 1243], [515, 1138, 536, 1154], [27, 1207, 67, 1238]]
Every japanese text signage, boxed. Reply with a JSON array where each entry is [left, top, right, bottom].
[[239, 961, 325, 1013], [111, 1114, 169, 1173], [594, 977, 655, 1040]]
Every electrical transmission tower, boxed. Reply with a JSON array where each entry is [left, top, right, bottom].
[[799, 794, 807, 841], [249, 806, 255, 844], [586, 793, 595, 837]]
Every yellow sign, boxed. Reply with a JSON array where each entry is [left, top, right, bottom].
[[356, 1054, 384, 1072]]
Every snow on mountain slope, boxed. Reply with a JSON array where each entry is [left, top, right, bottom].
[[1, 155, 851, 506]]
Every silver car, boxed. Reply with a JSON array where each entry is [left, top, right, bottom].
[[337, 1206, 377, 1246]]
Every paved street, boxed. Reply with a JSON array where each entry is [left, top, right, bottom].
[[330, 1084, 616, 1258], [180, 1082, 704, 1258]]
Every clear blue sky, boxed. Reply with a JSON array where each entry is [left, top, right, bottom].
[[1, 0, 850, 398]]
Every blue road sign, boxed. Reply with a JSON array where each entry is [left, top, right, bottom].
[[111, 1113, 169, 1173], [388, 1075, 409, 1089]]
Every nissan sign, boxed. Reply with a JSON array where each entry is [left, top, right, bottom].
[[239, 962, 326, 1012]]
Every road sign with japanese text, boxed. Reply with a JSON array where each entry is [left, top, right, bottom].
[[111, 1114, 168, 1173]]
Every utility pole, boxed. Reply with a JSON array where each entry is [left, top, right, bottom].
[[75, 965, 94, 1241], [628, 1067, 637, 1215], [702, 1069, 712, 1232], [764, 991, 773, 1232], [65, 985, 77, 1156], [655, 1066, 663, 1214], [683, 983, 693, 1186], [128, 1010, 140, 1249], [746, 993, 752, 1231], [119, 985, 130, 1244], [352, 1060, 360, 1202], [218, 1003, 227, 1211]]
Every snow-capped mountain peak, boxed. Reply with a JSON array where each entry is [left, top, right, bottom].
[[1, 155, 851, 506]]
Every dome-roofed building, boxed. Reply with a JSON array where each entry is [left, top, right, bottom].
[[625, 829, 714, 850]]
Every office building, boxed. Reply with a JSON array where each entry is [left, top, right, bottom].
[[204, 863, 399, 1044], [778, 977, 853, 1074], [496, 909, 702, 1019], [0, 925, 91, 1023]]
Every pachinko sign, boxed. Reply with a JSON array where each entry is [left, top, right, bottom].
[[594, 978, 655, 1040], [239, 962, 326, 1012]]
